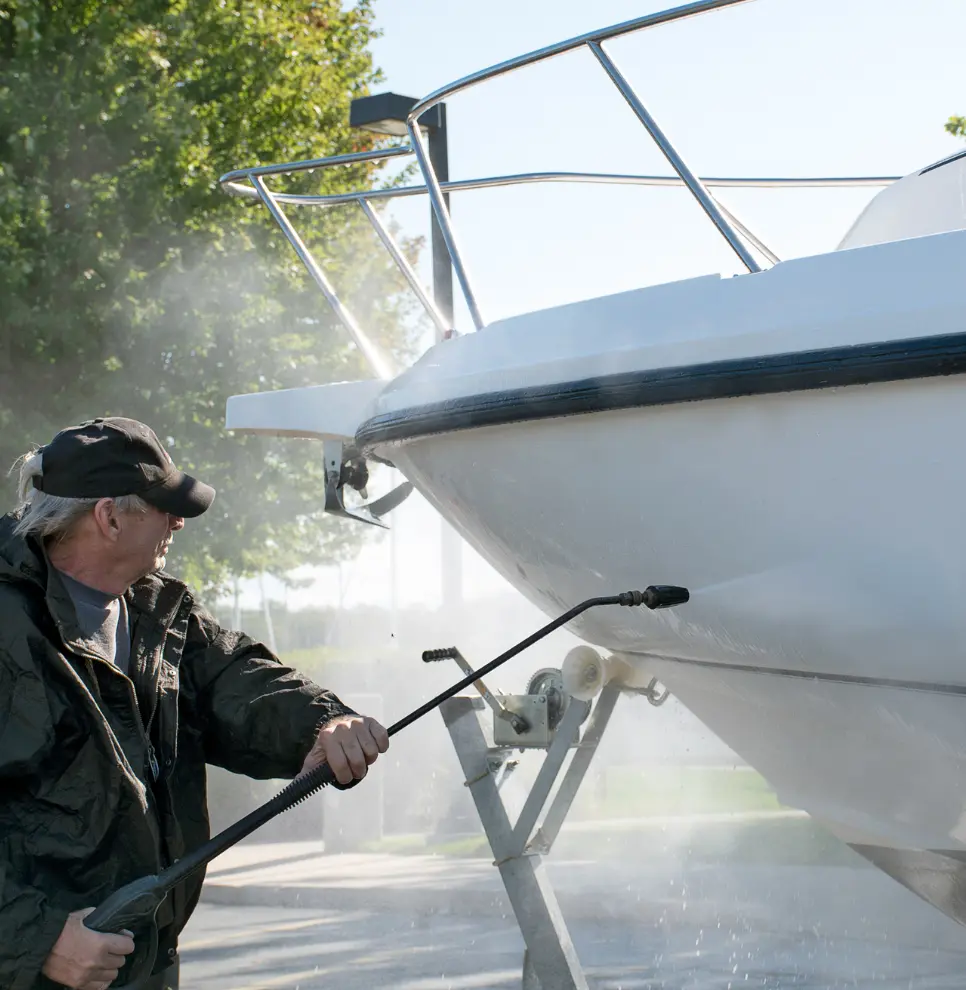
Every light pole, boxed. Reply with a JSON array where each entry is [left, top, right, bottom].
[[349, 92, 463, 608]]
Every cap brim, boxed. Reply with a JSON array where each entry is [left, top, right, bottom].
[[142, 471, 216, 518]]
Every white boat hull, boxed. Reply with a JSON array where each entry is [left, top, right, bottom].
[[373, 376, 966, 850], [228, 218, 966, 922], [340, 223, 966, 863]]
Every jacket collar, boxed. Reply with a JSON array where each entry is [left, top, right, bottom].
[[128, 570, 191, 630], [0, 512, 190, 649]]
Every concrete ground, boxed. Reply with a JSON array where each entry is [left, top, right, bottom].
[[179, 900, 966, 990], [179, 821, 966, 989]]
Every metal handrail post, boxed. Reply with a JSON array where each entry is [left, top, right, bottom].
[[427, 103, 455, 334], [250, 175, 395, 380], [407, 116, 487, 330], [358, 198, 453, 339], [588, 41, 762, 273], [713, 197, 781, 265]]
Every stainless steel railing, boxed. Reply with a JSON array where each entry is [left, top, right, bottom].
[[220, 0, 899, 378], [403, 0, 763, 329]]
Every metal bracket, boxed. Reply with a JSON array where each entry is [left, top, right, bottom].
[[323, 440, 413, 528], [645, 677, 670, 706], [626, 676, 670, 707], [493, 694, 551, 747]]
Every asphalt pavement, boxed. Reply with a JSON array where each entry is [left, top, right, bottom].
[[178, 820, 966, 989]]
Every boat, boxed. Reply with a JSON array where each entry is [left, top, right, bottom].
[[219, 0, 966, 929]]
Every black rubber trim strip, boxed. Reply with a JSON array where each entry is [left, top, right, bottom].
[[920, 148, 966, 175], [357, 330, 966, 450], [653, 654, 966, 698]]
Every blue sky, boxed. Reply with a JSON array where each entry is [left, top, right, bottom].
[[249, 0, 966, 611]]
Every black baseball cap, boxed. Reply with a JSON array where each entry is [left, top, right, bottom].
[[33, 417, 215, 518]]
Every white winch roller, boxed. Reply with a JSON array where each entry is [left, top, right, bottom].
[[561, 646, 659, 701]]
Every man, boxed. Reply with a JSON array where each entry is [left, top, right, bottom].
[[0, 417, 389, 990]]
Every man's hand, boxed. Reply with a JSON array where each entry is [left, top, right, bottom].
[[41, 908, 135, 990], [301, 713, 389, 785]]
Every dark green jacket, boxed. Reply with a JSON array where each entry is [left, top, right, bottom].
[[0, 513, 353, 989]]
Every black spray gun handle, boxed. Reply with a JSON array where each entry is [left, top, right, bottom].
[[86, 586, 689, 981], [85, 876, 166, 934], [83, 877, 164, 983], [84, 759, 348, 981]]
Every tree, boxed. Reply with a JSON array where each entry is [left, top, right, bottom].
[[0, 0, 421, 590]]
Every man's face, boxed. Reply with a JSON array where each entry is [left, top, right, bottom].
[[115, 504, 185, 579]]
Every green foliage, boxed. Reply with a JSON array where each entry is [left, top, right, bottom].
[[945, 115, 966, 140], [0, 0, 420, 591]]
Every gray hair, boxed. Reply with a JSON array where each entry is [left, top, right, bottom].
[[11, 448, 150, 542]]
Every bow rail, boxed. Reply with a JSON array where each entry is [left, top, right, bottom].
[[220, 0, 899, 377]]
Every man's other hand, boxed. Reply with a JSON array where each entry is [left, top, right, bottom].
[[42, 908, 135, 990], [301, 714, 389, 785]]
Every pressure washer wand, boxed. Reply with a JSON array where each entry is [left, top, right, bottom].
[[85, 586, 688, 968], [388, 587, 683, 735]]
